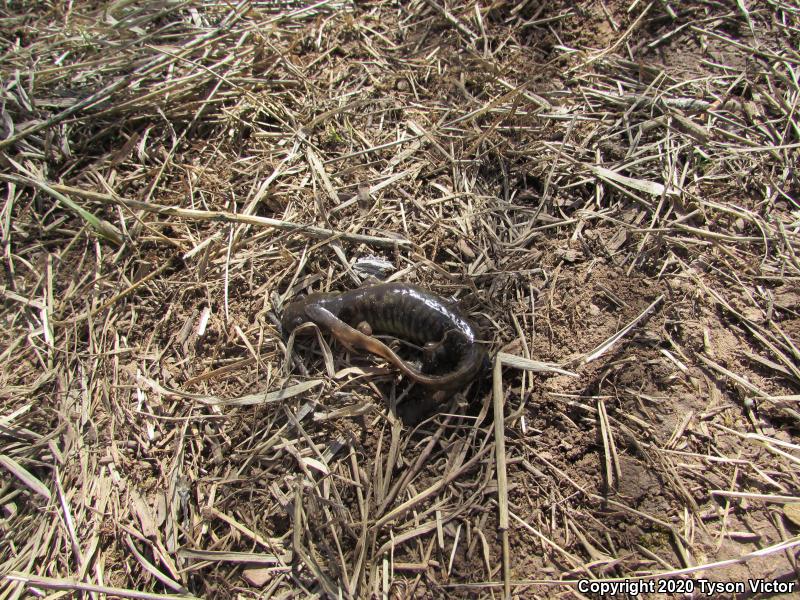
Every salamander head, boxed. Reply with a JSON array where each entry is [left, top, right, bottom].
[[280, 300, 309, 336]]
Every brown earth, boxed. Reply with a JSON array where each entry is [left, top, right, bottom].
[[1, 0, 799, 599]]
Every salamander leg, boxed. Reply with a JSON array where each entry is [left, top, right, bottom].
[[423, 329, 473, 373], [356, 321, 373, 336], [422, 340, 446, 373]]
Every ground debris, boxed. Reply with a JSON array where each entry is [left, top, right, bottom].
[[1, 0, 799, 598]]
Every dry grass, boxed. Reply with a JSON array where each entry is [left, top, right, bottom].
[[1, 0, 800, 598]]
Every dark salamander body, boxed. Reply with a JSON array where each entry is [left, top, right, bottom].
[[281, 283, 486, 389]]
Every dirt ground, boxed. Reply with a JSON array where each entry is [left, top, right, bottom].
[[1, 0, 799, 598]]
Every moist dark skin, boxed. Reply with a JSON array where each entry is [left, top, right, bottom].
[[281, 283, 486, 390]]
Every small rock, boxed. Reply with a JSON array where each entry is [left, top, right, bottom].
[[357, 185, 372, 212], [556, 247, 582, 263], [784, 503, 800, 527], [457, 239, 476, 259], [242, 567, 272, 587]]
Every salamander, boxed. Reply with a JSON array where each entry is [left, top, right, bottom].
[[281, 283, 486, 389]]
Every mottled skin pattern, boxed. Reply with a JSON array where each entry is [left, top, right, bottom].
[[281, 283, 486, 389]]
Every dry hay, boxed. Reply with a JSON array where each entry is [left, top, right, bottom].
[[1, 0, 800, 598]]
